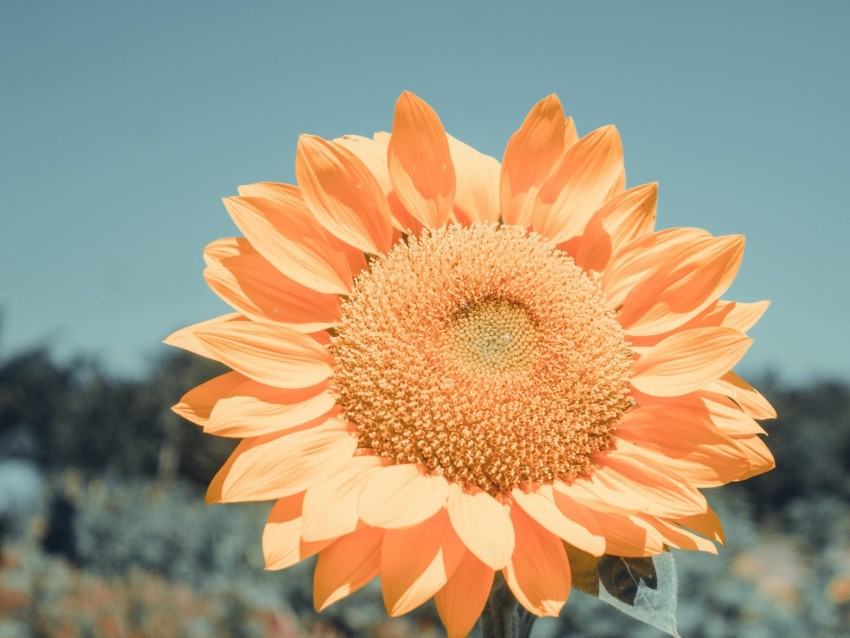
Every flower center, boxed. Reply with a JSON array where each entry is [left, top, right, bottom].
[[331, 223, 632, 494]]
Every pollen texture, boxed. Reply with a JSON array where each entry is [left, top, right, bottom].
[[331, 224, 632, 494]]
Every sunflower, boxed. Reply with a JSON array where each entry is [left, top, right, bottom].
[[167, 92, 775, 637]]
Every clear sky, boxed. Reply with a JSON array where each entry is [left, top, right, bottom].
[[2, 2, 848, 383]]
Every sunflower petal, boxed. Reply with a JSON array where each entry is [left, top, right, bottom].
[[512, 486, 605, 556], [388, 92, 456, 228], [203, 237, 341, 331], [263, 493, 333, 570], [381, 509, 465, 616], [448, 134, 501, 224], [503, 505, 571, 616], [194, 321, 333, 389], [206, 418, 356, 503], [500, 95, 566, 228], [435, 550, 494, 638], [618, 234, 745, 336], [631, 327, 753, 397], [446, 485, 514, 570], [224, 192, 355, 295], [532, 125, 625, 244], [313, 526, 384, 611], [301, 456, 384, 542], [359, 464, 449, 529], [296, 135, 393, 254]]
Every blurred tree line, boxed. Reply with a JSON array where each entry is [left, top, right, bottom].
[[1, 336, 849, 517], [0, 342, 234, 485]]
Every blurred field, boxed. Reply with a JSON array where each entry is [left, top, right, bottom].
[[2, 346, 849, 637]]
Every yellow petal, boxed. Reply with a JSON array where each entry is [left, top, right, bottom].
[[500, 94, 566, 228], [388, 91, 456, 228], [176, 369, 335, 438], [503, 505, 571, 617], [202, 236, 341, 331], [359, 464, 449, 529], [446, 484, 514, 570], [602, 227, 711, 307], [296, 135, 393, 254], [532, 125, 625, 244], [262, 493, 332, 570], [313, 525, 384, 610], [593, 182, 657, 251], [194, 321, 333, 389], [614, 405, 758, 487], [224, 192, 354, 295], [448, 133, 501, 224], [676, 507, 726, 545], [381, 509, 465, 616], [631, 327, 753, 397], [618, 234, 745, 337], [435, 550, 494, 638], [710, 371, 777, 419], [163, 313, 242, 359], [301, 456, 384, 542], [512, 485, 605, 556], [588, 511, 666, 557], [206, 418, 356, 503], [173, 371, 244, 426]]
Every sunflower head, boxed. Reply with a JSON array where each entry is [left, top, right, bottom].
[[168, 91, 775, 637]]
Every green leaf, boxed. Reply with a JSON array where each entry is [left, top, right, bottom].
[[598, 555, 658, 605], [566, 547, 681, 637]]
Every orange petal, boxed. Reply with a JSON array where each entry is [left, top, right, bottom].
[[446, 484, 514, 570], [593, 182, 658, 251], [503, 505, 571, 617], [203, 237, 341, 332], [301, 456, 384, 542], [239, 182, 369, 279], [263, 493, 333, 569], [614, 405, 758, 487], [206, 417, 356, 503], [435, 550, 494, 638], [381, 509, 465, 616], [164, 313, 242, 359], [656, 299, 770, 337], [567, 212, 612, 274], [224, 193, 354, 295], [313, 525, 384, 611], [563, 117, 579, 149], [731, 435, 776, 479], [532, 125, 625, 244], [387, 92, 456, 228], [631, 327, 753, 397], [582, 444, 707, 517], [334, 134, 393, 195], [500, 95, 566, 228], [601, 227, 711, 308], [591, 511, 666, 557], [176, 370, 335, 438], [296, 135, 393, 254], [512, 486, 605, 556], [194, 321, 333, 389], [448, 134, 501, 224], [618, 234, 745, 337], [709, 371, 777, 419], [676, 507, 726, 545], [638, 516, 717, 554], [359, 464, 449, 529], [173, 371, 244, 426]]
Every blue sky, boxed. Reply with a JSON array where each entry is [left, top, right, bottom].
[[2, 2, 848, 383]]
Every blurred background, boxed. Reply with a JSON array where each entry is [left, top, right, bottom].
[[2, 2, 849, 636]]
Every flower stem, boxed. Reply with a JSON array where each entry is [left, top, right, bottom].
[[480, 574, 537, 638]]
